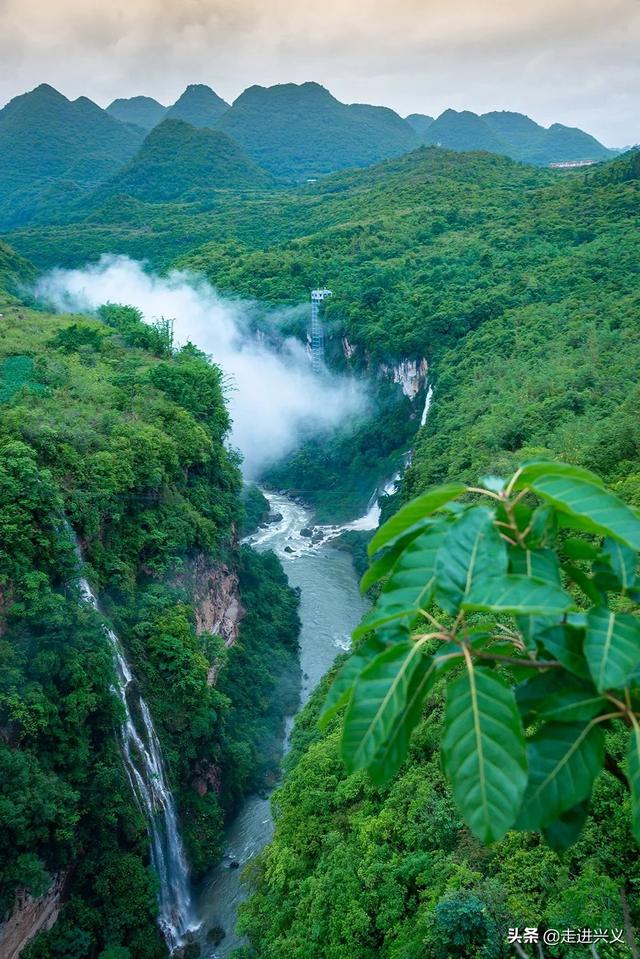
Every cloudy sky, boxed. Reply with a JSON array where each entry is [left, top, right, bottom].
[[0, 0, 638, 146]]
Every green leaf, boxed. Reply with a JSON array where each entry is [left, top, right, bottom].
[[527, 504, 557, 548], [342, 642, 425, 772], [542, 800, 591, 852], [516, 613, 558, 652], [516, 460, 606, 487], [516, 721, 605, 830], [319, 636, 388, 729], [368, 483, 465, 556], [464, 574, 574, 616], [584, 607, 640, 692], [368, 653, 437, 784], [562, 538, 599, 561], [441, 666, 527, 843], [359, 539, 406, 595], [435, 507, 507, 613], [627, 724, 640, 842], [537, 681, 607, 723], [561, 563, 604, 605], [353, 522, 449, 639], [509, 547, 561, 584], [516, 670, 568, 721], [594, 538, 637, 594], [538, 623, 590, 679], [522, 472, 640, 551]]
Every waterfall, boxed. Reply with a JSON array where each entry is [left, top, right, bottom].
[[420, 383, 434, 427], [78, 576, 199, 952]]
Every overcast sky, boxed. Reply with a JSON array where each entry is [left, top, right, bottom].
[[0, 0, 638, 146]]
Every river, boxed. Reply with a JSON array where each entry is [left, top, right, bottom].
[[194, 492, 371, 957]]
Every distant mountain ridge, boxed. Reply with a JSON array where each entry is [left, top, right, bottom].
[[0, 84, 147, 229], [107, 95, 168, 130], [0, 84, 145, 194], [411, 107, 614, 165], [165, 84, 230, 127], [0, 80, 619, 229], [216, 81, 420, 179]]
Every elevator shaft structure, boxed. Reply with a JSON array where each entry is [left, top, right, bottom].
[[311, 289, 332, 373]]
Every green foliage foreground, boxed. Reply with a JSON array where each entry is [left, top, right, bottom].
[[324, 460, 640, 850]]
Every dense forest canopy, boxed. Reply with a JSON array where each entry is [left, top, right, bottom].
[[0, 75, 638, 958]]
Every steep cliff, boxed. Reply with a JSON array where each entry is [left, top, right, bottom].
[[0, 876, 66, 959]]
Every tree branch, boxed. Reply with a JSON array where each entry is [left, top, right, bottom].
[[471, 650, 564, 670], [605, 753, 629, 788]]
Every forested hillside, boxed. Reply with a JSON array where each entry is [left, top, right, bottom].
[[6, 145, 637, 520], [0, 254, 300, 957], [224, 149, 640, 959], [94, 120, 273, 203], [0, 85, 146, 230]]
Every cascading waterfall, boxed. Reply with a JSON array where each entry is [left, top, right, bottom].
[[78, 575, 199, 952]]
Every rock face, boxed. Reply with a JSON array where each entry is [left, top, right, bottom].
[[0, 875, 65, 959], [172, 554, 245, 685], [191, 759, 223, 798], [342, 336, 357, 359], [380, 358, 429, 399]]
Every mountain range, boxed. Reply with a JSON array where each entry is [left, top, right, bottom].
[[407, 108, 614, 164], [0, 80, 618, 230]]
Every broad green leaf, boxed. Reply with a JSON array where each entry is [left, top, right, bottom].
[[584, 607, 640, 692], [538, 623, 590, 679], [464, 574, 574, 616], [509, 547, 561, 584], [523, 473, 640, 551], [319, 636, 388, 729], [516, 613, 558, 652], [594, 538, 637, 594], [516, 721, 605, 830], [368, 653, 437, 784], [561, 563, 604, 606], [528, 504, 558, 548], [542, 799, 591, 852], [353, 522, 449, 639], [537, 682, 606, 723], [562, 538, 599, 561], [515, 460, 605, 488], [368, 483, 465, 556], [441, 666, 527, 843], [516, 670, 568, 720], [627, 724, 640, 842], [342, 642, 425, 771], [359, 539, 406, 595], [435, 507, 506, 613]]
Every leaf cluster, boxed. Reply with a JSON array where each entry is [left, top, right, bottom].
[[324, 460, 640, 849]]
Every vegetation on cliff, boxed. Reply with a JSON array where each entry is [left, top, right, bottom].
[[0, 275, 300, 957]]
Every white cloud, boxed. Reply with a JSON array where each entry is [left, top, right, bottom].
[[35, 256, 366, 478]]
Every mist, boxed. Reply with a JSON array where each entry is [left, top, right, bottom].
[[36, 255, 365, 477]]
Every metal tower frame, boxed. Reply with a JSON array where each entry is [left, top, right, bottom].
[[310, 289, 332, 373]]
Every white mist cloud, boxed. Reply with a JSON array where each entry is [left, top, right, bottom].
[[36, 255, 365, 477]]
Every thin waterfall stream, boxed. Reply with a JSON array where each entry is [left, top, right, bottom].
[[74, 478, 403, 957], [78, 575, 199, 953]]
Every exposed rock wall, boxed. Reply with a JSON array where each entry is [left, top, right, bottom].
[[0, 875, 65, 959], [173, 554, 245, 685], [378, 358, 429, 399]]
